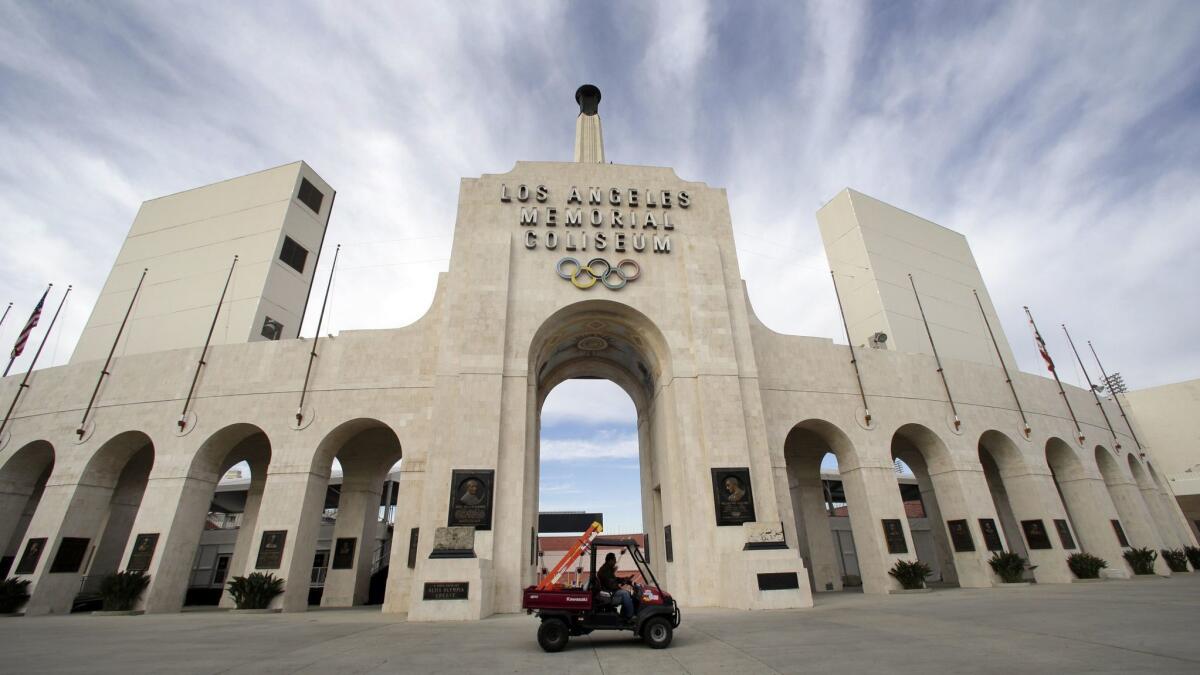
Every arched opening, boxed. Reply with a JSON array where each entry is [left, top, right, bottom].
[[525, 301, 672, 599], [1146, 462, 1197, 546], [0, 440, 54, 577], [891, 424, 958, 585], [308, 419, 403, 608], [783, 420, 870, 592], [183, 424, 272, 607], [1094, 444, 1162, 573], [1127, 454, 1177, 549], [978, 431, 1030, 570], [1045, 437, 1087, 547]]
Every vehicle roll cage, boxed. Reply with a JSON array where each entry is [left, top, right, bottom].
[[590, 537, 664, 593]]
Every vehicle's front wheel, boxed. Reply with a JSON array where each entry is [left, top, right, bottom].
[[537, 619, 570, 652], [642, 616, 673, 649]]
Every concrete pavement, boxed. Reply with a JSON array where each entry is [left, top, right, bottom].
[[2, 575, 1198, 674]]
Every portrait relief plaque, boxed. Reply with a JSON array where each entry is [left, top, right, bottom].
[[331, 537, 357, 570], [423, 582, 469, 600], [49, 537, 90, 574], [447, 469, 495, 531], [1111, 519, 1130, 548], [1021, 519, 1053, 550], [947, 519, 976, 552], [664, 525, 674, 563], [1053, 519, 1077, 550], [255, 530, 287, 569], [126, 533, 159, 572], [978, 518, 1004, 552], [881, 519, 908, 554], [14, 537, 47, 575], [710, 467, 757, 526]]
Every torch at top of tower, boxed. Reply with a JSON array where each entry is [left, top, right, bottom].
[[573, 84, 605, 163]]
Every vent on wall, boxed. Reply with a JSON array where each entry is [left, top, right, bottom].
[[279, 236, 308, 273], [297, 177, 324, 214]]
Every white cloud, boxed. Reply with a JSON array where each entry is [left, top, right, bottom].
[[541, 434, 639, 463]]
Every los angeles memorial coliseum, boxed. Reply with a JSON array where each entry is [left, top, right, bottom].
[[1, 85, 1196, 620]]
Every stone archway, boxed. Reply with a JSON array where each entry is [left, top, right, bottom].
[[1095, 445, 1168, 574], [0, 440, 54, 577], [1044, 437, 1129, 577], [1127, 454, 1181, 549], [1144, 461, 1198, 547]]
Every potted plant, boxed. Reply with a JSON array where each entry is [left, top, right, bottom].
[[1185, 546, 1200, 571], [227, 572, 285, 610], [96, 570, 150, 614], [1066, 552, 1107, 580], [1123, 547, 1157, 575], [0, 577, 31, 614], [1160, 548, 1189, 573], [988, 551, 1031, 583], [888, 560, 932, 590]]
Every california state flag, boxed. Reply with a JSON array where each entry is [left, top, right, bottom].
[[1029, 316, 1056, 373]]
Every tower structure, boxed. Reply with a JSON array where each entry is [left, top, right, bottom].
[[573, 84, 605, 163]]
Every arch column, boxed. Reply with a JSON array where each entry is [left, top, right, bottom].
[[1051, 474, 1130, 576], [922, 463, 1003, 588], [840, 461, 918, 594], [320, 472, 385, 607], [218, 464, 267, 607], [382, 459, 425, 614], [1102, 471, 1170, 575], [0, 483, 42, 568], [786, 464, 840, 592], [1129, 459, 1186, 550], [905, 461, 958, 585], [990, 468, 1074, 583]]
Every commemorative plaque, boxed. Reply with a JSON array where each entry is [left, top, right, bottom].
[[1111, 519, 1130, 547], [14, 537, 46, 575], [881, 518, 908, 554], [978, 518, 1004, 552], [947, 519, 976, 552], [126, 533, 159, 572], [255, 530, 287, 569], [407, 528, 419, 569], [1021, 519, 1052, 550], [664, 525, 674, 563], [331, 537, 356, 570], [49, 537, 90, 574], [1053, 519, 1077, 550], [711, 467, 757, 526], [423, 581, 469, 600], [447, 469, 494, 531]]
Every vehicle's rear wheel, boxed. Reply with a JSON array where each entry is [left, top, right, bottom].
[[537, 619, 570, 652], [642, 616, 673, 649]]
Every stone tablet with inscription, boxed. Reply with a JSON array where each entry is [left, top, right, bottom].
[[14, 537, 46, 575], [423, 581, 469, 600], [882, 519, 908, 554], [255, 530, 287, 569], [947, 519, 975, 552], [331, 537, 356, 570], [448, 470, 494, 531], [126, 533, 159, 572], [1021, 519, 1052, 550], [978, 518, 1004, 551]]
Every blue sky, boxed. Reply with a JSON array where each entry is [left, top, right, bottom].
[[2, 1, 1199, 531]]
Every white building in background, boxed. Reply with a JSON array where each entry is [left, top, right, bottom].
[[1121, 380, 1200, 539], [0, 85, 1196, 623], [71, 162, 334, 364]]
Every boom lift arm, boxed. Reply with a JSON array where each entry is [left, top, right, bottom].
[[536, 521, 603, 590]]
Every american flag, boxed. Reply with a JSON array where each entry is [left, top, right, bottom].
[[11, 287, 49, 360]]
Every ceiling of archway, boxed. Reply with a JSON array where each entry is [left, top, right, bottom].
[[536, 315, 657, 396]]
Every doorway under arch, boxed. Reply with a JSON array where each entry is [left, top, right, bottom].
[[891, 424, 959, 586], [0, 440, 54, 577]]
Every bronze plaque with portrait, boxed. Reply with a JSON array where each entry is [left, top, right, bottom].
[[1112, 519, 1129, 547], [711, 467, 756, 526], [881, 519, 908, 554], [947, 519, 976, 552], [126, 533, 159, 572], [664, 525, 674, 563], [978, 518, 1004, 552], [255, 530, 287, 570], [1021, 519, 1053, 550], [447, 470, 494, 531], [49, 537, 90, 574], [331, 537, 357, 570], [14, 537, 46, 575], [1053, 519, 1077, 550]]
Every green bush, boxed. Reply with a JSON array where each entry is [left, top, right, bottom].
[[888, 559, 931, 590], [1123, 547, 1158, 575], [0, 577, 32, 613], [988, 551, 1029, 583], [98, 570, 150, 611], [1066, 552, 1108, 579], [1160, 549, 1189, 573], [227, 572, 285, 609], [1185, 546, 1200, 570]]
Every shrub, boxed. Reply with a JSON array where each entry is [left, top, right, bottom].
[[227, 572, 284, 609], [0, 577, 32, 613], [1160, 549, 1189, 573], [1185, 546, 1200, 570], [98, 570, 150, 611], [988, 551, 1029, 583], [1123, 547, 1157, 575], [888, 560, 931, 590], [1066, 552, 1108, 579]]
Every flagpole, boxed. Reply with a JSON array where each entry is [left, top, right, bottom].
[[974, 290, 1030, 437], [0, 285, 72, 440], [1087, 340, 1143, 451], [909, 274, 960, 431], [296, 244, 340, 426], [3, 284, 52, 378], [0, 302, 12, 330], [830, 271, 871, 425], [1024, 306, 1084, 444], [1062, 324, 1120, 450], [178, 256, 238, 432], [77, 269, 149, 438]]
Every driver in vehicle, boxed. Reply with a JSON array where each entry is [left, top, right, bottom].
[[597, 551, 635, 621]]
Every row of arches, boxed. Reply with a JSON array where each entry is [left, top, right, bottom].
[[0, 418, 402, 615], [784, 420, 1195, 594]]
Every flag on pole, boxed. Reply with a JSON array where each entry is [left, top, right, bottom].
[[1028, 312, 1056, 373], [11, 287, 49, 360]]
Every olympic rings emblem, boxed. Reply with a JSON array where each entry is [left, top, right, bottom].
[[556, 257, 641, 290]]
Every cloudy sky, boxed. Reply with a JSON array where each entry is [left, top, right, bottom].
[[2, 1, 1198, 533]]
